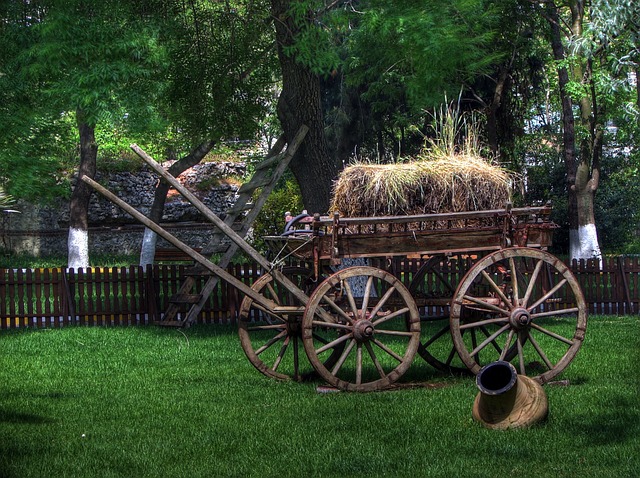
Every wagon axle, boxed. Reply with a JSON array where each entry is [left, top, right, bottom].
[[510, 307, 532, 328], [353, 319, 375, 342]]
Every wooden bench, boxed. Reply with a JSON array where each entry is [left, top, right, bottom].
[[154, 248, 202, 263]]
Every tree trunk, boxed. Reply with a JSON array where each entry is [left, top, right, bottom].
[[68, 110, 97, 270], [545, 2, 602, 261], [139, 140, 216, 266], [270, 0, 340, 213]]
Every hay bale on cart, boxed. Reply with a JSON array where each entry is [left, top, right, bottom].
[[330, 155, 513, 220]]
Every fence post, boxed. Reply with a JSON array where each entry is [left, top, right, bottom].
[[617, 256, 633, 314]]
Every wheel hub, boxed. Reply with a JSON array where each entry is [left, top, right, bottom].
[[510, 307, 532, 328], [353, 319, 375, 342]]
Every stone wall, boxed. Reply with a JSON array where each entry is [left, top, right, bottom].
[[0, 161, 246, 257]]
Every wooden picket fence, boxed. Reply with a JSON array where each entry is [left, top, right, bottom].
[[1, 256, 638, 329]]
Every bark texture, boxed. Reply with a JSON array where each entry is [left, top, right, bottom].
[[270, 0, 340, 213], [545, 2, 602, 261], [68, 110, 97, 270], [139, 140, 216, 266]]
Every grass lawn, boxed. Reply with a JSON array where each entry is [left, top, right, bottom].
[[1, 316, 638, 478]]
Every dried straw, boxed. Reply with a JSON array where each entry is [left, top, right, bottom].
[[330, 155, 512, 217]]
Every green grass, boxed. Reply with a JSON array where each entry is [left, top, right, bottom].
[[1, 316, 638, 478], [0, 252, 140, 269]]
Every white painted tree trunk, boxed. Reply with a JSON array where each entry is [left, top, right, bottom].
[[569, 223, 602, 262], [139, 228, 158, 267], [67, 227, 89, 270]]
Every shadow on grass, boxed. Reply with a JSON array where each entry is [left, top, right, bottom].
[[0, 408, 52, 425], [564, 396, 640, 445]]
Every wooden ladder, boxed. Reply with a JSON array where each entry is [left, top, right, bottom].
[[156, 126, 308, 327]]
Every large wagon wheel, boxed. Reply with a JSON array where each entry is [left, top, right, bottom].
[[450, 248, 587, 384], [238, 267, 326, 381], [409, 254, 471, 374], [302, 266, 421, 392]]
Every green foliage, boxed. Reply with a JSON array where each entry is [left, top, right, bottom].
[[158, 0, 278, 140], [251, 175, 304, 254], [593, 147, 640, 253], [0, 186, 14, 211], [281, 0, 343, 75], [345, 0, 503, 113], [24, 0, 168, 128]]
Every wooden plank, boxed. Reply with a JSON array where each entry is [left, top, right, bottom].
[[330, 230, 505, 259], [309, 205, 552, 227]]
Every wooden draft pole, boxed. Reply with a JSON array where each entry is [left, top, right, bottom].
[[81, 125, 323, 318]]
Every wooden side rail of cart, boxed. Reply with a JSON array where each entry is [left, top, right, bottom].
[[266, 204, 557, 264]]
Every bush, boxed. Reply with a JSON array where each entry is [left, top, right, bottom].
[[250, 176, 304, 255]]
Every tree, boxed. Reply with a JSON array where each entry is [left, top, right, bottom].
[[137, 0, 278, 266], [536, 0, 639, 261], [269, 0, 340, 213], [3, 0, 166, 269]]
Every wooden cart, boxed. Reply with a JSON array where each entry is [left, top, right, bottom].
[[84, 143, 587, 393], [242, 205, 586, 391]]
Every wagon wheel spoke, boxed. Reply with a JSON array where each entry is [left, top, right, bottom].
[[271, 335, 291, 372], [372, 307, 409, 326], [331, 339, 356, 376], [315, 332, 353, 355], [410, 254, 471, 374], [360, 275, 375, 315], [517, 332, 525, 375], [528, 279, 568, 311], [356, 343, 363, 385], [480, 271, 512, 309], [530, 307, 580, 319], [450, 248, 587, 383], [480, 325, 506, 354], [319, 293, 356, 325], [459, 316, 509, 330], [239, 269, 340, 383], [250, 303, 286, 324], [469, 324, 511, 358], [461, 294, 510, 315], [341, 280, 360, 322], [522, 259, 544, 307], [365, 341, 386, 379], [527, 332, 554, 370], [529, 322, 575, 346], [368, 286, 396, 319], [304, 266, 420, 391], [311, 320, 353, 332], [499, 329, 516, 361], [374, 328, 416, 337], [422, 323, 450, 347], [255, 330, 288, 356], [265, 282, 281, 305], [247, 323, 286, 332], [371, 338, 404, 363], [509, 257, 519, 305]]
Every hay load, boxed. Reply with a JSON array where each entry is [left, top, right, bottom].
[[330, 155, 513, 217]]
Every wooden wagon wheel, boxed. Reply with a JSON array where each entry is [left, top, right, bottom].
[[302, 266, 421, 392], [450, 248, 587, 384], [409, 254, 471, 374], [238, 267, 325, 381]]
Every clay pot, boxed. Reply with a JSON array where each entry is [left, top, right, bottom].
[[472, 361, 548, 430]]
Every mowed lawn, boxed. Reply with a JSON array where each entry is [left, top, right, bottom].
[[1, 315, 638, 478]]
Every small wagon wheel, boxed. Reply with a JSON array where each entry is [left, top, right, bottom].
[[409, 254, 472, 374], [238, 267, 324, 381], [302, 266, 421, 392], [450, 248, 587, 384]]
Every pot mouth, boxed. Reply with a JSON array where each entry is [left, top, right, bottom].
[[476, 361, 518, 395]]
